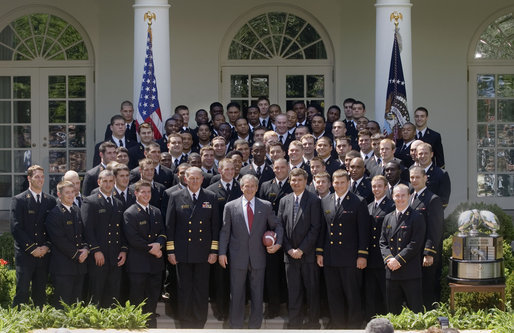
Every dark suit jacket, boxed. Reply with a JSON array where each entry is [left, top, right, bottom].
[[93, 138, 137, 167], [219, 197, 283, 270], [129, 181, 166, 210], [278, 190, 321, 264], [239, 163, 275, 188], [367, 197, 395, 268], [259, 178, 292, 214], [123, 203, 166, 274], [129, 165, 174, 188], [410, 189, 444, 259], [394, 140, 415, 168], [317, 192, 370, 267], [207, 180, 243, 229], [425, 164, 451, 208], [10, 190, 57, 269], [127, 143, 146, 169], [82, 164, 104, 196], [104, 120, 137, 142], [81, 193, 127, 266], [46, 202, 88, 275], [161, 184, 185, 218], [420, 127, 445, 168], [379, 207, 426, 280], [324, 156, 342, 175], [165, 188, 219, 263], [113, 187, 136, 210], [351, 177, 374, 204]]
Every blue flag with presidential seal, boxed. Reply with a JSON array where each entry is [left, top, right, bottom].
[[383, 26, 409, 140], [136, 17, 163, 140]]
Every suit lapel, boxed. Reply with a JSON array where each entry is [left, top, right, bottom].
[[292, 192, 307, 231], [391, 208, 409, 236]]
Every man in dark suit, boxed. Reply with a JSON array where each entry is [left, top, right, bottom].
[[288, 140, 312, 183], [349, 157, 374, 204], [239, 141, 275, 188], [10, 165, 57, 307], [364, 175, 395, 321], [94, 115, 137, 166], [166, 167, 219, 328], [129, 159, 166, 209], [379, 184, 426, 314], [414, 107, 445, 168], [278, 168, 321, 329], [219, 174, 283, 328], [104, 100, 137, 142], [316, 169, 369, 328], [258, 158, 292, 318], [384, 160, 409, 198], [311, 114, 332, 142], [274, 114, 293, 151], [123, 180, 166, 328], [395, 122, 416, 168], [417, 142, 451, 208], [111, 163, 136, 210], [83, 141, 117, 196], [127, 122, 156, 169], [409, 166, 444, 309], [207, 158, 243, 321], [168, 133, 189, 170], [46, 180, 89, 307], [316, 136, 342, 175], [129, 143, 174, 188], [81, 170, 127, 308]]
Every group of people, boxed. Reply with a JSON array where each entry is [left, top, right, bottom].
[[10, 97, 451, 329]]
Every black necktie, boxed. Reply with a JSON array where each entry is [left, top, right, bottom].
[[375, 202, 379, 210], [145, 207, 149, 215], [397, 212, 403, 221], [336, 197, 341, 209], [256, 166, 262, 178], [262, 119, 266, 127], [175, 159, 179, 167], [106, 196, 112, 206], [192, 193, 197, 205], [207, 169, 212, 174], [278, 181, 282, 188], [279, 135, 284, 143], [417, 131, 423, 139], [226, 183, 231, 193], [36, 194, 41, 205], [120, 191, 126, 205], [352, 181, 358, 193], [126, 124, 130, 131], [76, 196, 82, 208], [119, 139, 123, 147]]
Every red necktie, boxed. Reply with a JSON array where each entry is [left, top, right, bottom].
[[247, 201, 253, 231]]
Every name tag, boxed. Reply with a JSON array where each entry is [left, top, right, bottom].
[[66, 221, 73, 225], [386, 225, 392, 229], [99, 209, 106, 213], [269, 193, 277, 197], [139, 221, 147, 225], [218, 197, 225, 201], [325, 210, 331, 214], [342, 210, 354, 214], [181, 204, 190, 209], [28, 210, 35, 214], [202, 202, 212, 209]]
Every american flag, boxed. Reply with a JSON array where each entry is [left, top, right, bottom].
[[136, 27, 163, 139], [383, 27, 409, 140]]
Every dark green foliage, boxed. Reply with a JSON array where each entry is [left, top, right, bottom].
[[0, 232, 14, 266]]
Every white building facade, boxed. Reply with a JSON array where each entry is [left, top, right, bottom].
[[0, 0, 512, 213]]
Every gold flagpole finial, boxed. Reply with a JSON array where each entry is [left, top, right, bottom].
[[390, 11, 403, 28], [144, 11, 156, 26]]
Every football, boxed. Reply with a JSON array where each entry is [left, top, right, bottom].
[[262, 230, 277, 247]]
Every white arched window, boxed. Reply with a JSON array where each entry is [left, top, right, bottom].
[[468, 10, 514, 207], [0, 8, 94, 204], [221, 6, 334, 112]]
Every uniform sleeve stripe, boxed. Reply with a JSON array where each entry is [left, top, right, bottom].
[[424, 248, 437, 254], [397, 254, 406, 264], [358, 250, 369, 255], [316, 248, 324, 252], [26, 243, 36, 252]]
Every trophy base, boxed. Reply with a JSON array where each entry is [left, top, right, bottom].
[[448, 259, 505, 284]]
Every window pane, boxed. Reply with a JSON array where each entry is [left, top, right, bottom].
[[13, 150, 30, 172], [497, 99, 514, 122], [250, 75, 269, 97], [13, 76, 30, 98], [14, 126, 31, 148], [0, 101, 10, 123], [498, 74, 514, 97], [48, 76, 66, 98], [304, 40, 327, 59], [248, 14, 270, 39], [286, 75, 304, 98], [70, 150, 86, 172], [0, 150, 11, 172], [0, 125, 10, 148], [477, 99, 495, 122], [477, 149, 495, 172], [68, 75, 86, 98], [231, 75, 249, 98], [307, 75, 324, 98], [69, 101, 86, 123], [497, 174, 513, 196], [65, 41, 88, 60], [48, 101, 66, 123], [49, 125, 66, 148], [13, 101, 31, 123], [297, 24, 321, 47], [497, 149, 513, 172], [69, 125, 86, 147], [0, 76, 10, 98], [477, 124, 495, 147], [477, 75, 495, 98], [0, 174, 12, 197], [498, 123, 514, 147], [13, 175, 26, 195], [477, 174, 495, 196], [48, 150, 67, 173], [48, 175, 61, 197]]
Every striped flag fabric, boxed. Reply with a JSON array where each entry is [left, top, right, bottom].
[[383, 27, 409, 140], [136, 27, 163, 139]]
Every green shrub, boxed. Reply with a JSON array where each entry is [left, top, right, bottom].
[[0, 233, 14, 266], [0, 262, 15, 308], [0, 301, 149, 333]]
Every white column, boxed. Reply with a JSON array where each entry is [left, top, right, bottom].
[[133, 0, 171, 121], [375, 0, 413, 123]]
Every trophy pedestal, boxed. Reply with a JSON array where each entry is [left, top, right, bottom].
[[448, 259, 505, 285]]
